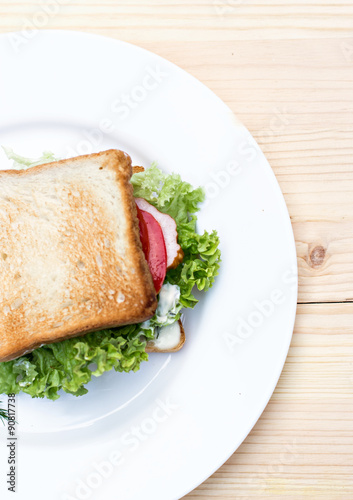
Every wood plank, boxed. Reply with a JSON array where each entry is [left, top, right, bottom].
[[184, 303, 353, 499], [1, 2, 353, 43]]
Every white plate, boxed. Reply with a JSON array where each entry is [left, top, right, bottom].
[[0, 31, 297, 500]]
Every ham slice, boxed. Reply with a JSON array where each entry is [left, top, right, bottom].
[[135, 198, 184, 269]]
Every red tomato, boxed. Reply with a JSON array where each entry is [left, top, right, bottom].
[[136, 205, 167, 293]]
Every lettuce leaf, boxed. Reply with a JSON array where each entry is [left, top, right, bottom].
[[0, 155, 221, 400], [132, 163, 204, 225], [2, 147, 58, 170], [0, 325, 150, 400], [0, 401, 8, 424]]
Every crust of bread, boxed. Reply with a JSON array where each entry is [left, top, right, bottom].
[[132, 166, 145, 174], [145, 319, 185, 353], [0, 150, 157, 362]]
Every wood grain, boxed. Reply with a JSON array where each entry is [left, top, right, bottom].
[[1, 1, 353, 42], [1, 3, 353, 499]]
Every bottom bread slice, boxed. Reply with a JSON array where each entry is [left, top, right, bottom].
[[146, 320, 185, 353]]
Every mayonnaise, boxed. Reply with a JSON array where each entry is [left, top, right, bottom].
[[156, 283, 180, 324], [153, 322, 181, 350]]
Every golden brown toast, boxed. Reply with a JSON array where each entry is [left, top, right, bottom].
[[0, 150, 157, 362]]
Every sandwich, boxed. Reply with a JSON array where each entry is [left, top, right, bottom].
[[0, 148, 221, 400]]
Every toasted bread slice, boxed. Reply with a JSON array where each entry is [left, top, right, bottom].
[[146, 319, 185, 353], [0, 150, 157, 362]]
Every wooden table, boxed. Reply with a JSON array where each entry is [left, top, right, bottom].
[[1, 2, 352, 498]]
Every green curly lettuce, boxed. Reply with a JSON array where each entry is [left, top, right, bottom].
[[0, 154, 221, 400], [2, 146, 58, 169], [0, 325, 152, 400], [0, 401, 8, 423]]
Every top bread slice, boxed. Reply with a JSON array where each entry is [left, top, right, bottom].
[[0, 150, 157, 362]]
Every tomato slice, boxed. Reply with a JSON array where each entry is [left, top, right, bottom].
[[136, 205, 167, 293]]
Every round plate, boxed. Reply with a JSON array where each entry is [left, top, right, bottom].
[[0, 30, 297, 500]]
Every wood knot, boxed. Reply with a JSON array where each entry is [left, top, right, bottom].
[[309, 245, 326, 268]]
